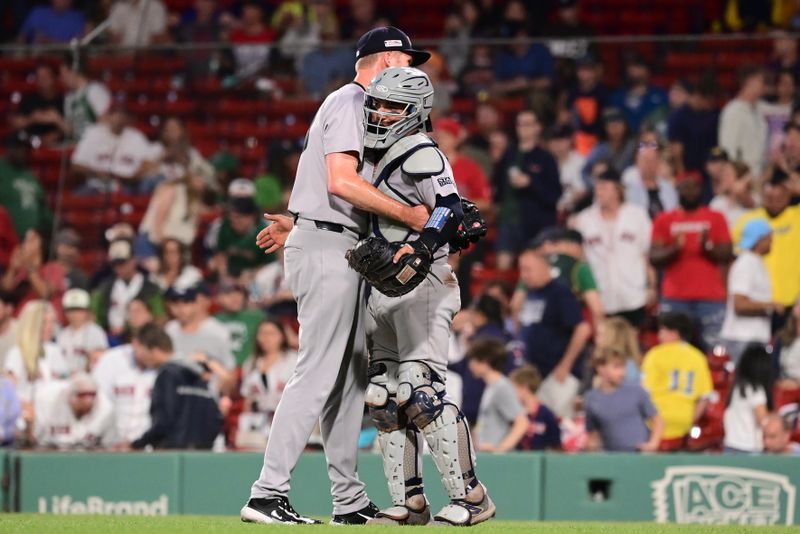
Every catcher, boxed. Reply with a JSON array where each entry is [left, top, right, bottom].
[[346, 66, 493, 526]]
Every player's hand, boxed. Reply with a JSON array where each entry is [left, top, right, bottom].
[[393, 243, 414, 263], [405, 205, 430, 233], [256, 213, 294, 253]]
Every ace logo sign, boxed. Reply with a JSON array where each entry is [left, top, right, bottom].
[[652, 466, 796, 525]]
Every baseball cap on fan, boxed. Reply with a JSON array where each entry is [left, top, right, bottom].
[[356, 26, 431, 67], [228, 178, 258, 214]]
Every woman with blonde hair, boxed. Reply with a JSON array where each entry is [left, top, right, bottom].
[[3, 300, 69, 403], [594, 316, 643, 384]]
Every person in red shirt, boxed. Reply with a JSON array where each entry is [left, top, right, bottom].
[[649, 172, 734, 350], [0, 206, 19, 270], [229, 2, 277, 79], [432, 117, 492, 212]]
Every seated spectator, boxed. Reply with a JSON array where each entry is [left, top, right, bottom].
[[545, 0, 597, 68], [762, 413, 800, 455], [108, 0, 169, 47], [90, 239, 165, 339], [642, 312, 713, 445], [10, 63, 65, 144], [439, 11, 470, 78], [668, 75, 719, 180], [459, 45, 497, 100], [623, 133, 678, 219], [432, 118, 492, 213], [16, 0, 85, 44], [229, 2, 275, 80], [179, 0, 226, 80], [0, 206, 18, 272], [0, 292, 17, 368], [778, 299, 800, 387], [300, 24, 355, 99], [584, 348, 662, 452], [720, 219, 780, 364], [27, 373, 115, 450], [0, 132, 52, 238], [493, 27, 554, 94], [150, 239, 203, 292], [719, 65, 768, 177], [92, 320, 157, 445], [509, 365, 561, 451], [4, 300, 69, 403], [466, 339, 528, 452], [723, 345, 773, 453], [0, 376, 21, 447], [60, 58, 111, 141], [573, 168, 653, 328], [214, 282, 265, 367], [581, 108, 636, 185], [70, 105, 154, 194], [145, 117, 213, 190], [567, 55, 608, 156], [594, 316, 642, 385], [130, 325, 223, 450], [710, 161, 756, 229], [57, 289, 108, 373], [610, 57, 668, 135], [547, 125, 588, 215], [251, 248, 294, 317], [47, 228, 89, 291]]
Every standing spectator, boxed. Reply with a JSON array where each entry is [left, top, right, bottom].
[[547, 124, 588, 215], [668, 76, 719, 180], [0, 292, 17, 368], [150, 239, 203, 291], [762, 413, 800, 455], [229, 2, 276, 80], [642, 312, 713, 446], [778, 299, 800, 386], [108, 0, 169, 47], [610, 58, 668, 135], [47, 228, 90, 291], [509, 365, 561, 451], [0, 376, 21, 447], [16, 0, 85, 44], [0, 133, 52, 238], [90, 239, 165, 338], [0, 206, 18, 271], [650, 173, 733, 350], [10, 63, 66, 144], [720, 219, 779, 363], [432, 117, 492, 212], [214, 282, 265, 367], [584, 348, 662, 452], [493, 27, 554, 94], [300, 25, 355, 99], [495, 109, 562, 270], [57, 289, 108, 373], [466, 339, 528, 452], [723, 345, 773, 453], [581, 108, 636, 185], [718, 65, 768, 176], [710, 161, 756, 229], [623, 133, 678, 219], [573, 168, 653, 328], [60, 58, 111, 141], [567, 55, 608, 156], [764, 69, 796, 159]]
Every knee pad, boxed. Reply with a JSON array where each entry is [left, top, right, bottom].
[[421, 403, 477, 500], [367, 362, 402, 432], [397, 362, 446, 429]]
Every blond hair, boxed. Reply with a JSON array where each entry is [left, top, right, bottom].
[[16, 300, 52, 376], [509, 364, 542, 394], [595, 317, 642, 366]]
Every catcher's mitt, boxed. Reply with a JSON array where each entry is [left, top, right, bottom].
[[345, 236, 431, 297], [450, 198, 488, 252]]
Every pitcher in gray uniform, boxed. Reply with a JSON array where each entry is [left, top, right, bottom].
[[241, 27, 430, 525], [355, 67, 496, 526]]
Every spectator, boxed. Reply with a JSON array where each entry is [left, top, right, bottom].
[[720, 219, 779, 363], [710, 161, 756, 229], [439, 11, 470, 78], [705, 146, 730, 197], [581, 108, 636, 185], [458, 44, 497, 100], [509, 365, 561, 451], [462, 101, 501, 172], [130, 324, 223, 450], [764, 69, 796, 159], [466, 338, 528, 452], [432, 118, 492, 212], [0, 206, 18, 270], [668, 75, 719, 180], [47, 228, 89, 291], [339, 0, 378, 40], [214, 282, 265, 367], [769, 31, 800, 84], [650, 172, 733, 350], [3, 300, 68, 403], [545, 0, 597, 66], [594, 316, 642, 385], [10, 63, 66, 144], [0, 377, 21, 447], [229, 2, 276, 80], [0, 292, 17, 368], [493, 27, 554, 94], [60, 58, 111, 141], [92, 317, 157, 445], [772, 120, 800, 185], [143, 116, 214, 193], [179, 0, 225, 80], [57, 289, 108, 373], [778, 299, 800, 386], [90, 239, 165, 338], [547, 124, 588, 215], [495, 109, 562, 270], [274, 0, 339, 74], [419, 52, 455, 119], [623, 132, 678, 219], [718, 65, 768, 176], [567, 55, 609, 156], [70, 105, 154, 194], [573, 168, 653, 328], [150, 239, 203, 292], [300, 25, 354, 99], [610, 58, 668, 135], [0, 132, 52, 238], [251, 248, 294, 317], [108, 0, 169, 47], [584, 348, 662, 452], [762, 413, 800, 455], [723, 345, 773, 453], [16, 0, 85, 44], [28, 373, 115, 450]]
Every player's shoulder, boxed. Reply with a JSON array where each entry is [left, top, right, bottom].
[[322, 82, 363, 108], [401, 135, 446, 178]]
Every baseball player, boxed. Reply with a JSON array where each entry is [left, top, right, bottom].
[[345, 67, 495, 526], [241, 27, 431, 525]]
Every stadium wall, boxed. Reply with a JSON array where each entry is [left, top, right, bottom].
[[3, 452, 798, 525]]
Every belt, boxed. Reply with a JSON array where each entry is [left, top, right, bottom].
[[314, 220, 345, 233]]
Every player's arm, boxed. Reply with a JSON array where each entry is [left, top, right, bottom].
[[393, 193, 464, 262]]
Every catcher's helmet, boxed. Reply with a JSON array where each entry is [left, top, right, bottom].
[[363, 67, 434, 150]]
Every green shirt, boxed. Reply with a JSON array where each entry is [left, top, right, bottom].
[[0, 158, 52, 236], [214, 218, 274, 276], [215, 309, 266, 366]]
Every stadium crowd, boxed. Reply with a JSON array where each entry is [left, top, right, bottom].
[[0, 0, 799, 456]]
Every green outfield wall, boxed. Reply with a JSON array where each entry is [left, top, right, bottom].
[[3, 451, 798, 525]]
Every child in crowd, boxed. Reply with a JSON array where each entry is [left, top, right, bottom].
[[594, 316, 642, 385], [57, 288, 108, 373], [584, 348, 662, 452], [467, 338, 528, 452], [723, 344, 773, 453], [509, 365, 561, 450]]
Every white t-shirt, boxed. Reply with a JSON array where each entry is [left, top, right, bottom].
[[240, 351, 298, 418], [3, 342, 71, 403], [723, 383, 767, 452], [71, 123, 153, 181], [64, 81, 111, 140], [107, 273, 145, 334], [557, 150, 587, 211], [33, 380, 116, 449], [56, 322, 109, 373], [92, 344, 156, 443], [573, 203, 652, 313], [718, 98, 768, 176], [109, 0, 167, 47], [720, 251, 773, 343]]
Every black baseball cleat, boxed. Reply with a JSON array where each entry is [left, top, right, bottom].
[[330, 501, 380, 525], [240, 496, 322, 524]]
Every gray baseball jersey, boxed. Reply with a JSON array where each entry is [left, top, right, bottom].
[[287, 82, 373, 233]]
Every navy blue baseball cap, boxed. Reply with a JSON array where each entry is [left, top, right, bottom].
[[356, 26, 430, 66]]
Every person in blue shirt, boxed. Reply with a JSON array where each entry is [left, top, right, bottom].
[[510, 365, 562, 451], [493, 27, 554, 94], [17, 0, 85, 44], [610, 58, 668, 135]]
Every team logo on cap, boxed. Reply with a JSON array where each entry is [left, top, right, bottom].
[[384, 39, 402, 47]]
